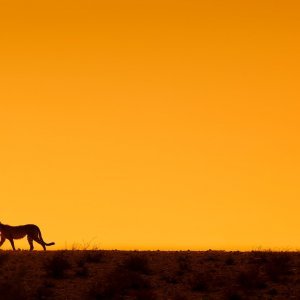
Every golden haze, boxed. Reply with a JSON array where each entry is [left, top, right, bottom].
[[0, 0, 299, 250]]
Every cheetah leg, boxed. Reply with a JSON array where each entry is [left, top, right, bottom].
[[27, 236, 34, 251], [0, 236, 6, 248], [33, 237, 46, 251], [8, 238, 16, 250]]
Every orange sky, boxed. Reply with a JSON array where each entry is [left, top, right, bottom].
[[0, 0, 299, 250]]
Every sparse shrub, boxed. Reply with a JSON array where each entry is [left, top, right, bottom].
[[111, 268, 151, 291], [87, 283, 114, 300], [76, 251, 103, 274], [76, 256, 86, 268], [212, 273, 228, 288], [169, 294, 188, 300], [264, 252, 291, 283], [268, 288, 278, 296], [237, 266, 267, 290], [225, 256, 235, 265], [87, 266, 152, 300], [34, 280, 54, 300], [189, 272, 211, 292], [122, 253, 151, 274], [44, 252, 71, 279], [0, 251, 10, 266], [177, 254, 192, 275], [75, 264, 89, 278], [161, 272, 180, 284], [249, 251, 269, 264], [0, 278, 28, 300], [224, 290, 244, 300], [204, 251, 223, 262], [128, 289, 157, 300], [83, 251, 104, 264]]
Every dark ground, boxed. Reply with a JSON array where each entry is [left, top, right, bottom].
[[0, 250, 299, 300]]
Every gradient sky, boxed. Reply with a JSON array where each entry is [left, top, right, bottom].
[[0, 0, 299, 250]]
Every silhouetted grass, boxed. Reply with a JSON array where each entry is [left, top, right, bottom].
[[87, 265, 152, 300], [121, 253, 151, 274], [236, 265, 267, 290], [264, 252, 292, 282], [44, 252, 71, 279], [82, 250, 104, 264], [74, 250, 103, 278]]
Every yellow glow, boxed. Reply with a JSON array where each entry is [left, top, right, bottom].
[[0, 0, 299, 250]]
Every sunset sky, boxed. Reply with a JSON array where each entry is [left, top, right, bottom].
[[0, 0, 299, 250]]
